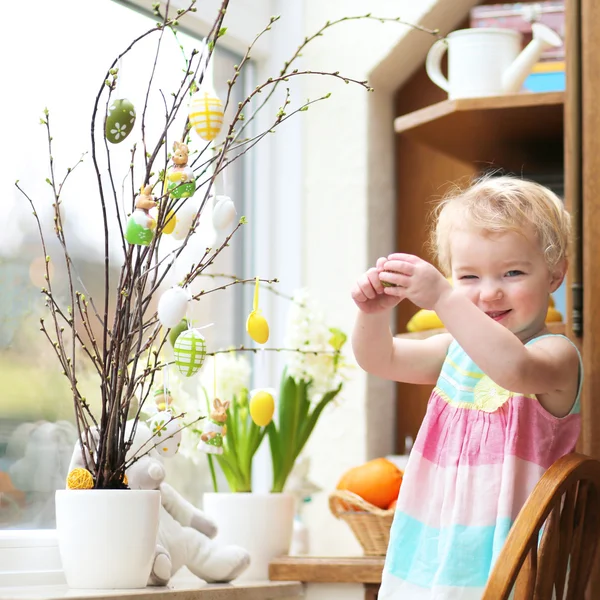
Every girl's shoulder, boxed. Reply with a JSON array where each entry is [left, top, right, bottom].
[[525, 334, 582, 418]]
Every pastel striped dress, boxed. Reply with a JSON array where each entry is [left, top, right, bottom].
[[379, 335, 582, 600]]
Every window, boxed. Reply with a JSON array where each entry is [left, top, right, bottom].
[[0, 0, 248, 532]]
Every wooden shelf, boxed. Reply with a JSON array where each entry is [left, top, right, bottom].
[[395, 321, 566, 340], [393, 91, 564, 170], [269, 556, 385, 584]]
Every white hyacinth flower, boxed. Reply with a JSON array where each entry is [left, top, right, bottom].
[[284, 289, 339, 396], [198, 352, 251, 405]]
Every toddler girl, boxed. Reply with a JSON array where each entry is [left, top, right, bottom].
[[351, 175, 581, 599]]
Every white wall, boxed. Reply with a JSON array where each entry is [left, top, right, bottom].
[[174, 0, 481, 556], [298, 0, 480, 555]]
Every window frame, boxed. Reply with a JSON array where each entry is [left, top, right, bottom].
[[0, 0, 303, 584]]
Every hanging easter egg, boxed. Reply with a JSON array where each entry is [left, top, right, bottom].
[[212, 195, 236, 232], [157, 286, 190, 328], [174, 329, 207, 377], [247, 311, 269, 344], [249, 390, 275, 427], [154, 388, 173, 411], [105, 98, 136, 144], [246, 277, 269, 344], [148, 411, 182, 457], [189, 90, 224, 142], [169, 319, 189, 348], [162, 210, 176, 235], [171, 201, 199, 241], [125, 209, 155, 246], [167, 166, 196, 199]]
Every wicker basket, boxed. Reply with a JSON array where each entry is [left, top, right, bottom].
[[329, 489, 394, 556]]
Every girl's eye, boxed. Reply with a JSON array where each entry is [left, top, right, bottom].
[[505, 270, 524, 277], [459, 275, 478, 280]]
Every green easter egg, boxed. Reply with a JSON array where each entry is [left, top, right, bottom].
[[168, 180, 196, 199], [169, 319, 189, 348], [174, 329, 206, 377], [105, 98, 136, 144], [125, 214, 154, 246]]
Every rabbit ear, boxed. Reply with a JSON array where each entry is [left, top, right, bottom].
[[173, 141, 180, 152], [214, 398, 222, 409], [222, 400, 230, 411]]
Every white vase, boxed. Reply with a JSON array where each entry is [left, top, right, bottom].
[[203, 492, 295, 581], [55, 489, 160, 589]]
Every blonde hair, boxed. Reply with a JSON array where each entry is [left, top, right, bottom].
[[431, 175, 572, 275]]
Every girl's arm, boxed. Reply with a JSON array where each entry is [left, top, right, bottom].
[[352, 310, 452, 384], [434, 290, 579, 405], [380, 253, 579, 416]]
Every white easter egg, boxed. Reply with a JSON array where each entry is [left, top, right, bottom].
[[171, 202, 199, 241], [148, 411, 182, 457], [174, 329, 207, 377], [189, 91, 224, 141], [157, 287, 190, 328], [212, 195, 237, 231]]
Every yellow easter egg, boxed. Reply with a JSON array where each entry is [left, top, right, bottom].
[[246, 310, 269, 344], [189, 91, 224, 142], [66, 468, 94, 490], [250, 391, 275, 427], [163, 211, 176, 234]]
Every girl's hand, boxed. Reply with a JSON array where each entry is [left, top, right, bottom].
[[352, 257, 404, 314], [380, 253, 451, 310]]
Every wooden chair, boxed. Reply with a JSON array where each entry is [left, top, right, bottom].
[[482, 453, 600, 600]]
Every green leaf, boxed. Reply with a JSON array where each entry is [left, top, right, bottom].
[[298, 382, 343, 451], [328, 327, 347, 351], [218, 27, 227, 38]]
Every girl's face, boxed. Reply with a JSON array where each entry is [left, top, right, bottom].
[[449, 226, 565, 343]]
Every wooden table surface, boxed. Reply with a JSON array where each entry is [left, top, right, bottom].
[[269, 556, 385, 584]]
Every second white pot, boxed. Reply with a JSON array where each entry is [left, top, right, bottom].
[[203, 492, 294, 581]]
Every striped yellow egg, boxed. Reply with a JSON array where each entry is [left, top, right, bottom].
[[189, 91, 224, 142]]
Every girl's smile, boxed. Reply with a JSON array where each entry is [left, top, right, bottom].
[[450, 226, 565, 342]]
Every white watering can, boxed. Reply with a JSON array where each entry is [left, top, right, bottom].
[[426, 23, 563, 100]]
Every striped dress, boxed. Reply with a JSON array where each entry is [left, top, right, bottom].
[[379, 335, 582, 600]]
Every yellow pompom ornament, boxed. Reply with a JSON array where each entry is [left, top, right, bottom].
[[246, 277, 269, 344], [249, 390, 275, 427], [66, 468, 94, 490], [189, 90, 224, 142]]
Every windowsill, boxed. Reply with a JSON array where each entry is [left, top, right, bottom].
[[0, 572, 303, 600]]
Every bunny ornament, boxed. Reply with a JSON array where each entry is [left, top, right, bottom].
[[198, 398, 229, 455], [125, 185, 157, 246], [166, 142, 196, 199]]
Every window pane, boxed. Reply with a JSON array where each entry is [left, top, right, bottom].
[[0, 0, 246, 528]]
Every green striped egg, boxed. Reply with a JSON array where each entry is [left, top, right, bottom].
[[173, 329, 206, 377], [105, 98, 136, 144]]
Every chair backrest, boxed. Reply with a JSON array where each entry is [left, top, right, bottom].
[[483, 453, 600, 600]]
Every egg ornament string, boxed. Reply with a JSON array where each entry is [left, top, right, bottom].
[[246, 277, 269, 344], [105, 57, 136, 145], [249, 348, 275, 427], [148, 360, 181, 458], [188, 44, 224, 143]]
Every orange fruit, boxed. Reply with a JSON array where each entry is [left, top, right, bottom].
[[336, 458, 403, 509]]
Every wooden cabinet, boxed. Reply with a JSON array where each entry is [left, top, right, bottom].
[[392, 0, 600, 592], [392, 83, 566, 452]]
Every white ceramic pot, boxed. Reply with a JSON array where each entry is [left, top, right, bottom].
[[203, 492, 295, 581], [55, 489, 160, 589]]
